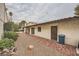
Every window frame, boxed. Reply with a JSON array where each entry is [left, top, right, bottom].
[[38, 27, 41, 32], [31, 28, 35, 34]]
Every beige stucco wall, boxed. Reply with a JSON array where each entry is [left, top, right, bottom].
[[0, 3, 5, 22], [58, 19, 79, 47], [0, 20, 3, 39], [0, 3, 5, 39], [29, 23, 58, 40], [29, 18, 79, 47]]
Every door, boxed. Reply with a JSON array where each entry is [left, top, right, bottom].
[[31, 28, 35, 34], [51, 26, 57, 40], [26, 28, 30, 34], [28, 28, 30, 34]]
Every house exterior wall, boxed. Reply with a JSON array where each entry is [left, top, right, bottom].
[[29, 23, 58, 40], [0, 21, 3, 39], [0, 3, 5, 39], [28, 18, 79, 47], [58, 18, 79, 47], [30, 25, 51, 39]]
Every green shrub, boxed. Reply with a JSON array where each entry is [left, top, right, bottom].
[[0, 38, 14, 49], [4, 31, 18, 41]]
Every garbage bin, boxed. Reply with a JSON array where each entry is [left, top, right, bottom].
[[59, 34, 65, 44], [78, 42, 79, 48]]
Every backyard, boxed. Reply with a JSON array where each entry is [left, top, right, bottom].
[[0, 3, 79, 56], [15, 33, 76, 56]]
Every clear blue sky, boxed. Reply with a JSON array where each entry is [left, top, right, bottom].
[[6, 3, 79, 23]]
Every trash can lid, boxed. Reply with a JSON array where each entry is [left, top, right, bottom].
[[59, 34, 65, 36]]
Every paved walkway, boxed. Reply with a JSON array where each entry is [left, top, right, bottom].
[[15, 33, 76, 56]]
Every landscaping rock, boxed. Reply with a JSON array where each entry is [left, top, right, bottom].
[[0, 47, 17, 56], [11, 47, 16, 52], [76, 48, 79, 55], [3, 48, 9, 53], [10, 52, 16, 55], [0, 51, 2, 54]]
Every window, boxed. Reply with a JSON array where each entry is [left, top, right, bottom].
[[31, 28, 35, 34], [38, 27, 41, 32]]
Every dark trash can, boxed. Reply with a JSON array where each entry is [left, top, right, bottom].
[[78, 42, 79, 48], [59, 34, 65, 44]]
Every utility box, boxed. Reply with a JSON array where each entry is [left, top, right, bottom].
[[59, 34, 65, 44]]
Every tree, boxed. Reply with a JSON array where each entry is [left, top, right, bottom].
[[13, 24, 19, 32], [5, 8, 9, 22], [9, 12, 13, 21], [4, 22, 19, 32], [4, 22, 14, 31], [19, 20, 27, 28], [74, 5, 79, 16]]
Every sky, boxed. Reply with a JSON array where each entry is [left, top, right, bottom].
[[5, 3, 79, 23]]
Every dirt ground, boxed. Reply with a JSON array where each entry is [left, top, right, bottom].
[[15, 33, 76, 56]]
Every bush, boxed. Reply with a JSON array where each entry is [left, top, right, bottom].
[[0, 38, 14, 50], [4, 31, 18, 41]]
